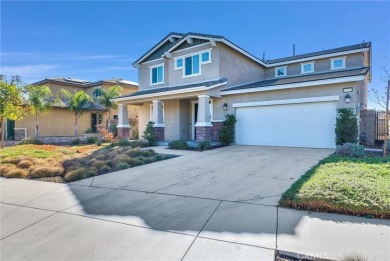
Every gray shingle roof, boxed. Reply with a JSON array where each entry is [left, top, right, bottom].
[[222, 67, 369, 92], [266, 42, 371, 64], [114, 78, 227, 99], [32, 78, 138, 88]]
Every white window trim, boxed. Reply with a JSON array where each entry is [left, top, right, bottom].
[[174, 49, 212, 78], [330, 56, 346, 70], [300, 62, 315, 74], [275, 66, 287, 77], [174, 57, 183, 70], [182, 54, 202, 78], [149, 63, 164, 86], [200, 50, 212, 64]]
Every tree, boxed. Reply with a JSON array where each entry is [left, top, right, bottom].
[[0, 75, 26, 148], [98, 85, 122, 129], [59, 90, 93, 136], [142, 121, 157, 146], [219, 114, 237, 146], [335, 108, 358, 145], [370, 58, 390, 157], [25, 85, 57, 139]]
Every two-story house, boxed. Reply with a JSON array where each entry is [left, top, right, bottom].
[[113, 32, 371, 149], [14, 78, 139, 139]]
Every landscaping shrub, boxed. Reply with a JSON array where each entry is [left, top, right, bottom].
[[2, 157, 22, 165], [0, 164, 16, 176], [99, 128, 116, 143], [64, 167, 97, 182], [168, 140, 189, 150], [129, 140, 146, 148], [17, 159, 33, 169], [154, 154, 165, 161], [96, 139, 102, 146], [91, 160, 107, 169], [99, 165, 111, 174], [126, 149, 143, 158], [28, 166, 64, 178], [335, 143, 366, 158], [142, 121, 157, 146], [219, 114, 237, 146], [87, 136, 98, 144], [335, 108, 358, 145], [72, 138, 81, 145], [115, 162, 130, 171], [84, 128, 94, 134], [6, 168, 28, 178], [118, 139, 131, 147], [109, 124, 118, 137], [198, 140, 212, 151], [17, 137, 43, 145]]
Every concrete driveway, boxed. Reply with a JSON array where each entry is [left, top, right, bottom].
[[1, 145, 389, 260]]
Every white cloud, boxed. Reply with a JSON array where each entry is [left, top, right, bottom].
[[0, 64, 61, 79]]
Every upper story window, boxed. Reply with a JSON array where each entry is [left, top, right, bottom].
[[201, 51, 210, 63], [150, 64, 164, 85], [301, 62, 315, 74], [275, 66, 287, 77], [330, 57, 346, 70], [185, 54, 200, 76], [93, 88, 102, 98], [175, 58, 183, 70], [174, 49, 212, 78]]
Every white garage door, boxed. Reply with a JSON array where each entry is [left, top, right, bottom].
[[236, 101, 337, 149]]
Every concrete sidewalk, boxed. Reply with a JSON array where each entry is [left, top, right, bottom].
[[1, 146, 389, 260]]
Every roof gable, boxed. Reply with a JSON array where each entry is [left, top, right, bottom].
[[133, 32, 184, 65]]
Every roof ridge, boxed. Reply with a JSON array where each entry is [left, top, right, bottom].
[[266, 42, 371, 64]]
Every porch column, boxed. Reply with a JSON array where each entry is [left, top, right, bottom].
[[152, 100, 165, 141], [117, 104, 131, 139], [195, 95, 213, 141]]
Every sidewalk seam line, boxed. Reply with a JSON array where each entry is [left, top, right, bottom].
[[180, 200, 222, 261]]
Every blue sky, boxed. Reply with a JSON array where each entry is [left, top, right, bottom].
[[1, 1, 389, 108]]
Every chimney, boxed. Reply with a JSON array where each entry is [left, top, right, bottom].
[[262, 52, 265, 61], [293, 44, 295, 56]]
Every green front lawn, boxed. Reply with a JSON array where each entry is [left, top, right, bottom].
[[280, 155, 390, 219]]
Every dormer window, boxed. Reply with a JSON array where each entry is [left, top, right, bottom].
[[275, 66, 287, 77], [330, 57, 346, 70], [301, 62, 315, 74], [150, 64, 164, 85]]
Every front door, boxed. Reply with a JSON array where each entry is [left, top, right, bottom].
[[91, 114, 97, 132]]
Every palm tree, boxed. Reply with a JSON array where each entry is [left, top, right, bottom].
[[26, 85, 56, 139], [59, 90, 93, 136], [98, 85, 122, 129]]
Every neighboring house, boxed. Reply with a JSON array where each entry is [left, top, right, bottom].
[[113, 32, 371, 149], [14, 78, 139, 139]]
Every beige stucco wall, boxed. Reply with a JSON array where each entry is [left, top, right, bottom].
[[264, 53, 365, 79], [15, 108, 92, 137], [221, 81, 365, 117], [219, 44, 265, 86]]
